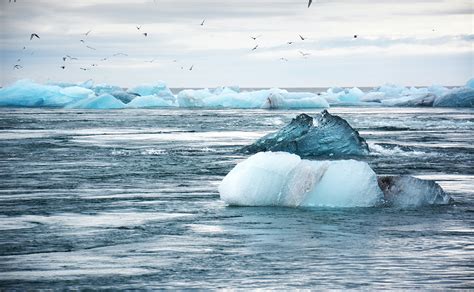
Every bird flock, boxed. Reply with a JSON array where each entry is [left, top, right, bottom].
[[11, 0, 359, 73]]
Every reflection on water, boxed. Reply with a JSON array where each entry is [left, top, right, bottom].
[[0, 107, 473, 289]]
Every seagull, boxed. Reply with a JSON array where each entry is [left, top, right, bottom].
[[287, 41, 294, 45], [66, 55, 78, 60], [22, 46, 26, 50], [30, 33, 40, 40], [308, 0, 312, 8], [136, 25, 141, 30], [91, 63, 98, 67], [189, 65, 194, 71], [354, 35, 358, 38], [16, 58, 21, 62], [60, 65, 66, 70], [13, 64, 22, 69], [100, 57, 108, 61], [299, 34, 306, 41], [86, 45, 97, 50], [280, 57, 289, 61], [200, 19, 205, 26], [80, 39, 85, 43], [250, 35, 261, 40], [62, 56, 67, 61], [9, 0, 17, 3], [79, 67, 89, 71], [143, 32, 148, 37], [299, 50, 310, 57], [252, 44, 258, 51], [84, 30, 92, 36]]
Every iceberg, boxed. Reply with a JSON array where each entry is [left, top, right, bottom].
[[241, 110, 369, 157], [378, 176, 452, 207], [0, 80, 87, 107], [433, 87, 474, 108], [219, 152, 453, 208], [127, 81, 174, 101], [126, 95, 176, 108], [66, 93, 125, 109], [219, 152, 383, 207]]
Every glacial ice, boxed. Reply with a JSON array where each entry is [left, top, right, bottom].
[[378, 176, 452, 207], [0, 78, 473, 109], [218, 152, 383, 207], [219, 152, 453, 208], [242, 111, 369, 157], [66, 93, 125, 109]]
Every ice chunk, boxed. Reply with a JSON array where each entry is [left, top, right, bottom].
[[126, 95, 176, 108], [177, 89, 213, 107], [466, 78, 474, 89], [0, 79, 74, 107], [59, 86, 94, 100], [219, 152, 383, 207], [433, 88, 474, 107], [242, 110, 369, 157], [66, 93, 125, 109], [381, 94, 436, 107], [127, 81, 174, 101], [110, 91, 138, 104], [92, 83, 123, 95], [378, 176, 452, 207]]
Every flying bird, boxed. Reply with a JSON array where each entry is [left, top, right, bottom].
[[189, 65, 194, 71], [60, 65, 66, 70], [84, 30, 92, 36], [86, 45, 97, 50], [100, 57, 108, 61], [62, 56, 67, 61], [13, 64, 22, 69], [143, 32, 148, 37], [66, 55, 78, 60], [200, 19, 205, 26], [252, 44, 259, 51], [280, 57, 289, 62], [299, 34, 306, 41], [91, 63, 98, 67], [308, 0, 312, 8], [250, 35, 261, 40], [30, 33, 40, 40], [80, 67, 89, 71], [353, 35, 358, 38], [145, 59, 156, 63], [22, 46, 26, 50], [299, 50, 310, 57], [287, 41, 294, 45], [80, 39, 85, 43], [136, 25, 141, 30]]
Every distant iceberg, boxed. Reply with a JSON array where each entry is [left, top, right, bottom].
[[0, 78, 472, 109]]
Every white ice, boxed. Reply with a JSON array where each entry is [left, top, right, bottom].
[[218, 152, 383, 207]]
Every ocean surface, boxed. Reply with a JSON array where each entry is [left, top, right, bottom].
[[0, 107, 473, 289]]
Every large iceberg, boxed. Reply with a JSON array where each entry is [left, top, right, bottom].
[[219, 152, 383, 207], [66, 94, 125, 109], [219, 152, 453, 208], [433, 87, 474, 107], [241, 110, 369, 157]]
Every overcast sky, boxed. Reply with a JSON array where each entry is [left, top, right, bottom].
[[0, 0, 472, 87]]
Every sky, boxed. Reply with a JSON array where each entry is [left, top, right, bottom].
[[0, 0, 473, 88]]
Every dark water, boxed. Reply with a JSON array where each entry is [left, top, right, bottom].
[[0, 107, 473, 289]]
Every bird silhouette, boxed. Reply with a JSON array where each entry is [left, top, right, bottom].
[[13, 64, 22, 69], [84, 30, 92, 36], [189, 65, 194, 71], [30, 33, 40, 40], [299, 35, 306, 40], [354, 35, 358, 38], [287, 41, 294, 45], [86, 45, 97, 50], [308, 0, 312, 8], [250, 35, 261, 40], [280, 57, 289, 61], [252, 44, 259, 51], [299, 50, 310, 57], [143, 32, 148, 37], [201, 19, 205, 26], [60, 65, 66, 70], [136, 25, 141, 30]]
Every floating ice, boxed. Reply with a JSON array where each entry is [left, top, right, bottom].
[[1, 78, 473, 109], [126, 95, 176, 108], [433, 87, 474, 107], [219, 152, 383, 207], [242, 111, 369, 157], [219, 152, 452, 208], [378, 176, 452, 207], [66, 93, 125, 109]]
